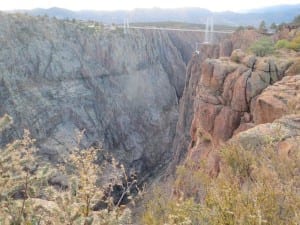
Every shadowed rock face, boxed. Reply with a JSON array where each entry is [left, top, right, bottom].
[[170, 44, 220, 166], [0, 13, 232, 179]]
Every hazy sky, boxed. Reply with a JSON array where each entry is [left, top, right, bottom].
[[1, 0, 299, 12]]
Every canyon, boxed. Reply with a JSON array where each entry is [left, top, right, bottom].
[[0, 12, 230, 181], [0, 10, 300, 225], [0, 11, 299, 187]]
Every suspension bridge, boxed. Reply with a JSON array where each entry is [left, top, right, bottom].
[[123, 26, 234, 34], [121, 17, 235, 35], [121, 17, 235, 53]]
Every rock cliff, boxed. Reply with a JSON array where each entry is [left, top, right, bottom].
[[170, 29, 267, 166], [0, 13, 229, 179], [175, 44, 299, 167], [3, 11, 297, 185]]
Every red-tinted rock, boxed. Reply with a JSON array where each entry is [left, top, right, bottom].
[[253, 75, 300, 124], [231, 70, 250, 112], [220, 39, 233, 57], [213, 106, 241, 143], [233, 123, 255, 136]]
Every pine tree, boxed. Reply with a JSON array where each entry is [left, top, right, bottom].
[[259, 20, 267, 32]]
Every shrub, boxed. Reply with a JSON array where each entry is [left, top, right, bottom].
[[288, 35, 300, 51], [275, 39, 289, 49], [292, 14, 300, 25], [275, 35, 300, 52], [249, 37, 275, 56], [231, 54, 241, 63], [0, 116, 134, 225], [0, 114, 12, 132], [0, 129, 51, 224], [142, 136, 300, 225]]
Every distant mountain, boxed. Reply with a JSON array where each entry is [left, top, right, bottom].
[[236, 4, 300, 25], [247, 4, 300, 13], [12, 4, 300, 26]]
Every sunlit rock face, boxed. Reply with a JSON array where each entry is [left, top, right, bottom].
[[169, 30, 265, 167], [178, 49, 298, 172], [0, 12, 228, 179], [253, 75, 300, 125], [190, 53, 293, 146]]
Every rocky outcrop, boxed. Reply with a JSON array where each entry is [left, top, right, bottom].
[[170, 44, 220, 166], [176, 46, 299, 165], [191, 52, 293, 145], [253, 75, 300, 124], [0, 13, 231, 180], [232, 114, 300, 154], [169, 30, 266, 167], [220, 29, 264, 57], [275, 26, 300, 42]]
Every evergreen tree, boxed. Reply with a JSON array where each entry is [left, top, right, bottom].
[[292, 14, 300, 25], [270, 22, 277, 30], [259, 20, 267, 32]]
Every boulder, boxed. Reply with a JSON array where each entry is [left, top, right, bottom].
[[232, 115, 300, 151], [253, 75, 300, 124], [233, 123, 255, 136]]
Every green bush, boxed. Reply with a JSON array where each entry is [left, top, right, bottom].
[[275, 35, 300, 51], [292, 14, 300, 25], [288, 35, 300, 51], [275, 39, 289, 49], [249, 38, 275, 56]]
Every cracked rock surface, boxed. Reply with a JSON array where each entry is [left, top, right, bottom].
[[173, 46, 299, 168]]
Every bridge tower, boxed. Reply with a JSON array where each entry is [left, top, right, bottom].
[[123, 19, 127, 34], [204, 16, 214, 44], [210, 16, 214, 43], [123, 19, 130, 34]]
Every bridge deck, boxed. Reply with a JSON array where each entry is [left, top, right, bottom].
[[122, 25, 235, 34]]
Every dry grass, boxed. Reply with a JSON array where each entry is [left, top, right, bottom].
[[142, 134, 300, 225]]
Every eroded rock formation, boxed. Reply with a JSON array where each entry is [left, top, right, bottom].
[[253, 75, 300, 124], [232, 114, 300, 156], [177, 46, 299, 166]]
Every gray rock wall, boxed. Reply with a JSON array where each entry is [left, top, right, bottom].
[[0, 13, 212, 179]]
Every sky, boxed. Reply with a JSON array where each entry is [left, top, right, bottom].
[[0, 0, 299, 12]]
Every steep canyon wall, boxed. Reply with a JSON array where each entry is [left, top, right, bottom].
[[0, 13, 230, 179]]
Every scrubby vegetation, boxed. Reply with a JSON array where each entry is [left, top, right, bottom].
[[143, 131, 300, 225], [249, 37, 275, 56], [275, 35, 300, 52], [0, 116, 135, 225], [249, 32, 300, 57]]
